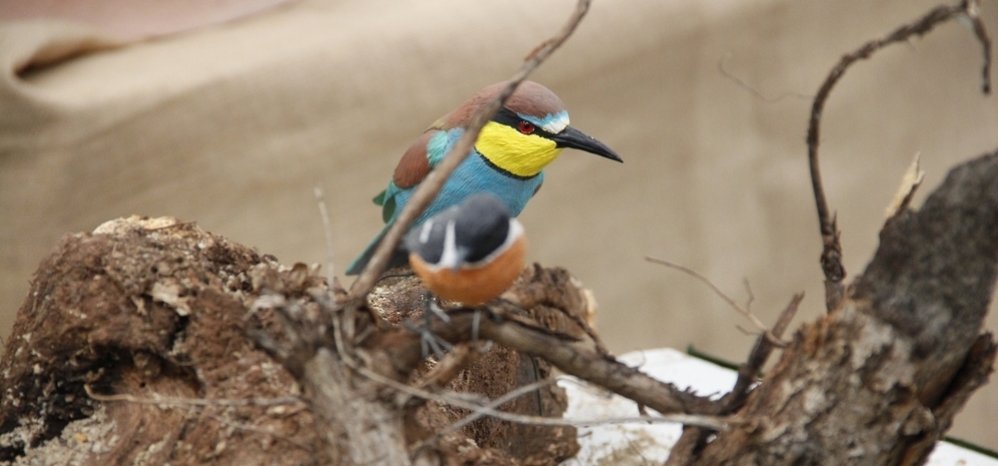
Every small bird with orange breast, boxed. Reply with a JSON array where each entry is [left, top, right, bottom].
[[405, 193, 526, 306]]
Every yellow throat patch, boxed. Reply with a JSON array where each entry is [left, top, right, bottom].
[[476, 122, 563, 177]]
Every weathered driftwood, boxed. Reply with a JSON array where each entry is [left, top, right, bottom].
[[696, 151, 998, 465]]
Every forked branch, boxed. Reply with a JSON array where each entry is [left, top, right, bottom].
[[806, 0, 992, 311]]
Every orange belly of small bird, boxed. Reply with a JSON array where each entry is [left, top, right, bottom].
[[409, 236, 527, 305]]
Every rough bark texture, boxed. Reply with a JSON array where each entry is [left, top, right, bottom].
[[0, 217, 322, 466], [302, 349, 410, 465], [0, 217, 579, 466], [697, 151, 998, 465], [363, 266, 585, 465]]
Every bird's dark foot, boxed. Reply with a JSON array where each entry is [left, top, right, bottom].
[[404, 298, 454, 359]]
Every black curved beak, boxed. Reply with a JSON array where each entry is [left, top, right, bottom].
[[550, 126, 622, 162]]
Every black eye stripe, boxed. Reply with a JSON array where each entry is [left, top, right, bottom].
[[492, 108, 556, 138]]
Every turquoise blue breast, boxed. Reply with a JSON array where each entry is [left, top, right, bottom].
[[390, 129, 543, 225]]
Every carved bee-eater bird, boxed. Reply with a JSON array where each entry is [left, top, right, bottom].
[[405, 194, 526, 305], [346, 80, 621, 275]]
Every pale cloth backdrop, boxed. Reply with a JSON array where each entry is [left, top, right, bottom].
[[2, 0, 996, 450]]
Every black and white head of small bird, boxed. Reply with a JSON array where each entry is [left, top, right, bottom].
[[405, 194, 527, 305]]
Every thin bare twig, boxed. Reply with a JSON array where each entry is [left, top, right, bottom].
[[325, 287, 725, 449], [347, 0, 594, 303], [328, 298, 729, 431], [475, 307, 718, 414], [413, 344, 473, 391], [884, 152, 926, 219], [645, 256, 785, 347], [367, 304, 717, 417], [354, 358, 730, 431], [415, 378, 560, 450], [806, 0, 992, 311], [964, 0, 993, 94], [718, 52, 811, 103], [206, 412, 313, 452], [313, 187, 338, 285], [742, 278, 755, 312], [85, 385, 303, 408], [721, 293, 804, 412], [667, 293, 804, 466]]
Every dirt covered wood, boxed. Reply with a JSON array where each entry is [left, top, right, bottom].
[[0, 217, 581, 465]]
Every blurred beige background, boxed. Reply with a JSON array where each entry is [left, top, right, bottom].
[[2, 0, 996, 451]]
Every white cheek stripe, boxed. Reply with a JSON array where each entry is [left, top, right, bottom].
[[522, 111, 570, 135], [437, 220, 460, 270], [544, 114, 570, 134]]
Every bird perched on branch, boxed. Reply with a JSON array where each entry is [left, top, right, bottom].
[[346, 80, 621, 275], [405, 194, 526, 306]]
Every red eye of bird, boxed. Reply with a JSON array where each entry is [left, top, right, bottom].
[[517, 121, 535, 135]]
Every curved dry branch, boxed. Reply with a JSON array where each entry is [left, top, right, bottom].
[[370, 306, 719, 417], [806, 0, 992, 311]]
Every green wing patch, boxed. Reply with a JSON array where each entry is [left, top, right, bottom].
[[381, 196, 397, 223], [376, 181, 401, 223]]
